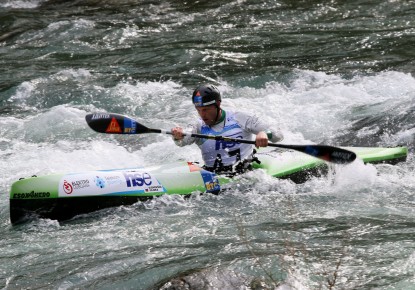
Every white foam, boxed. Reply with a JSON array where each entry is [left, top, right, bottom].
[[9, 81, 36, 101], [330, 159, 379, 192], [250, 70, 415, 142], [8, 69, 93, 110], [0, 105, 145, 187], [0, 0, 43, 9]]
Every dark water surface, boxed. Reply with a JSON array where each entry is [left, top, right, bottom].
[[1, 1, 415, 289]]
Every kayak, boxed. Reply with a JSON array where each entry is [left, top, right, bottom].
[[9, 146, 407, 224], [256, 146, 408, 183]]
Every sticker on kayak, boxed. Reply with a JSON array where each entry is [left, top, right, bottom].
[[58, 170, 166, 197], [200, 170, 220, 193]]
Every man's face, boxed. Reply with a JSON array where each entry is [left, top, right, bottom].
[[196, 105, 218, 126]]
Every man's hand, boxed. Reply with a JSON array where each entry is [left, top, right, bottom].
[[171, 127, 184, 140], [255, 131, 269, 148]]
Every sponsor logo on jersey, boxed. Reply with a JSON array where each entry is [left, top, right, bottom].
[[215, 135, 242, 150]]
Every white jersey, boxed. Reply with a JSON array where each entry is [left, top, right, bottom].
[[174, 110, 283, 167]]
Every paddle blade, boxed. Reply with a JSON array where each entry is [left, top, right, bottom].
[[271, 143, 356, 164], [85, 113, 151, 134], [303, 144, 356, 164]]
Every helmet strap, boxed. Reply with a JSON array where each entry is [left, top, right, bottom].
[[215, 107, 221, 124], [214, 101, 222, 124]]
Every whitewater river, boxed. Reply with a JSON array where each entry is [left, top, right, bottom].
[[1, 1, 414, 289]]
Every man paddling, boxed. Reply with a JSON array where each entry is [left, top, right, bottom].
[[171, 84, 283, 175]]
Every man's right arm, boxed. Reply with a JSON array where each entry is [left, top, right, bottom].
[[171, 124, 198, 147]]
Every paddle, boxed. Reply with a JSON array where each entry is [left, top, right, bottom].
[[85, 113, 356, 164]]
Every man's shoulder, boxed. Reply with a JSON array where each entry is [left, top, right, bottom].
[[231, 110, 255, 123], [224, 110, 249, 118]]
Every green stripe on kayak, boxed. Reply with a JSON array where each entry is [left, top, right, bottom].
[[346, 146, 408, 163]]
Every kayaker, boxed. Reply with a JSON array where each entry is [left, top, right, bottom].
[[171, 84, 283, 175]]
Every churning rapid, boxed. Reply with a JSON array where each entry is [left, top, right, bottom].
[[1, 1, 414, 289]]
